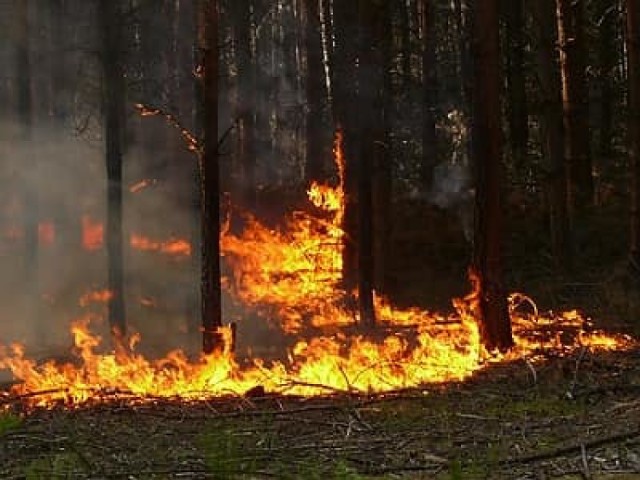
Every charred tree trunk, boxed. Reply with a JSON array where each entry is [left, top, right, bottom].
[[556, 0, 594, 217], [420, 0, 438, 187], [627, 0, 640, 267], [100, 0, 127, 346], [503, 0, 529, 170], [303, 0, 328, 182], [595, 0, 617, 167], [356, 0, 386, 327], [373, 0, 393, 295], [198, 0, 223, 354], [532, 0, 572, 272], [331, 0, 359, 292], [469, 0, 513, 352]]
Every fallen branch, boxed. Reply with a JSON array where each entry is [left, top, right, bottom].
[[501, 428, 640, 466]]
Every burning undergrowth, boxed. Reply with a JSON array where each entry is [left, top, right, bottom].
[[0, 135, 635, 409]]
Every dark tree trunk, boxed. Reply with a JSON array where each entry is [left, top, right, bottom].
[[627, 0, 640, 267], [469, 0, 513, 352], [232, 0, 257, 209], [595, 0, 617, 166], [453, 0, 473, 124], [303, 0, 328, 182], [373, 0, 393, 295], [531, 0, 572, 272], [398, 0, 412, 85], [503, 0, 529, 170], [49, 0, 66, 121], [198, 0, 223, 354], [331, 0, 359, 292], [556, 0, 594, 216], [420, 0, 438, 187], [100, 0, 127, 347], [356, 0, 386, 327]]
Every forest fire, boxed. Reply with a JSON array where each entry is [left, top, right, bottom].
[[0, 137, 634, 409]]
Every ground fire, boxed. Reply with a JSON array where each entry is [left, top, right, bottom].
[[0, 136, 635, 409]]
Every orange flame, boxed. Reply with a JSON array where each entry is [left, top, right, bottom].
[[82, 215, 103, 251], [38, 221, 55, 246], [0, 132, 635, 409], [130, 234, 192, 258]]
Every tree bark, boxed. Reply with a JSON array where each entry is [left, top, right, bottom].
[[232, 0, 257, 210], [627, 0, 640, 267], [556, 0, 594, 216], [198, 0, 223, 354], [503, 0, 529, 170], [420, 0, 438, 188], [100, 0, 127, 347], [595, 0, 616, 166], [331, 0, 359, 292], [303, 0, 328, 182], [469, 0, 513, 352], [531, 0, 572, 272]]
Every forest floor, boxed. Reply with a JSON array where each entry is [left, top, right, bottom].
[[1, 347, 639, 479]]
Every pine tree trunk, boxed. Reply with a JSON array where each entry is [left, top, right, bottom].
[[595, 0, 616, 167], [627, 0, 640, 266], [198, 0, 223, 354], [420, 0, 438, 187], [303, 0, 328, 182], [556, 0, 594, 216], [331, 0, 359, 292], [233, 0, 257, 210], [503, 0, 529, 170], [531, 0, 572, 272], [469, 0, 513, 352], [100, 0, 127, 347]]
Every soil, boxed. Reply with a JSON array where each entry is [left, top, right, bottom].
[[1, 347, 639, 479]]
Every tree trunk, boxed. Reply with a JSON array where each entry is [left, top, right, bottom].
[[595, 0, 616, 168], [469, 0, 513, 352], [232, 0, 257, 210], [627, 0, 640, 267], [303, 0, 328, 182], [198, 0, 223, 354], [373, 0, 393, 295], [556, 0, 594, 217], [531, 0, 572, 272], [503, 0, 529, 170], [420, 0, 438, 187], [331, 0, 359, 292], [100, 0, 127, 347]]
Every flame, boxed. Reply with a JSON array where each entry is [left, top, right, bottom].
[[0, 132, 635, 409], [82, 215, 103, 251], [130, 234, 192, 258], [38, 221, 55, 246]]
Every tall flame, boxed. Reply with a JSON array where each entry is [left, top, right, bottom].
[[0, 132, 634, 409]]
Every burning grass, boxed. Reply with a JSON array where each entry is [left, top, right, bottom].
[[0, 133, 636, 410]]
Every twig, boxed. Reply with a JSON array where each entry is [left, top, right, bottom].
[[501, 428, 640, 465]]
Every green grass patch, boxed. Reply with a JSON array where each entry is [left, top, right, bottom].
[[0, 412, 22, 435]]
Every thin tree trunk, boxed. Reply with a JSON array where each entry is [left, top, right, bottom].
[[503, 0, 529, 170], [100, 0, 127, 347], [198, 0, 223, 354], [331, 0, 359, 292], [420, 0, 438, 187], [373, 0, 393, 296], [233, 0, 257, 209], [556, 0, 594, 217], [595, 0, 616, 167], [627, 0, 640, 266], [469, 0, 513, 352], [303, 0, 328, 182], [531, 0, 572, 272]]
